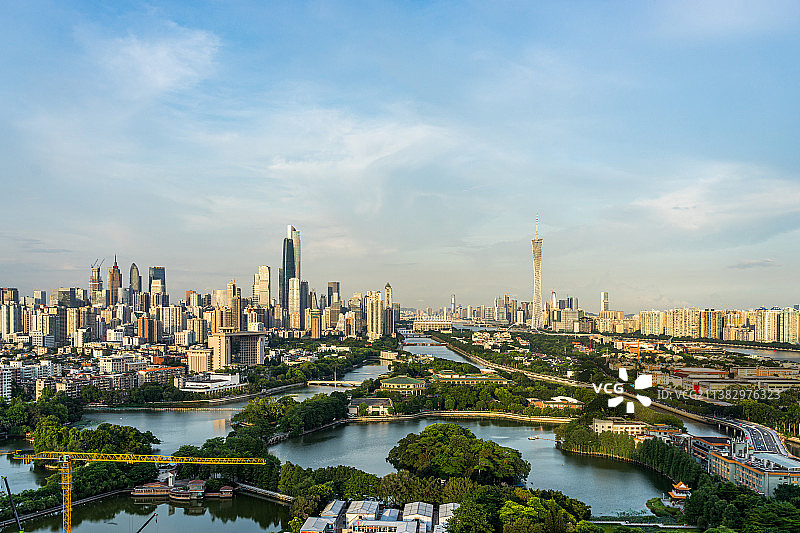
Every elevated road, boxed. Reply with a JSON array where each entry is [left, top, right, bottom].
[[706, 417, 790, 455], [429, 333, 795, 457]]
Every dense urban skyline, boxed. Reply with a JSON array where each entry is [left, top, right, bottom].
[[2, 2, 800, 310]]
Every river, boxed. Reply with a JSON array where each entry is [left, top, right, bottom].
[[2, 339, 726, 530], [723, 346, 800, 362]]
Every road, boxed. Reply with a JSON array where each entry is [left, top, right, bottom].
[[708, 417, 789, 455]]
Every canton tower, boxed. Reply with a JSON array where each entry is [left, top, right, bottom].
[[531, 216, 543, 328]]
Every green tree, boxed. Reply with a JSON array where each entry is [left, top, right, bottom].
[[387, 423, 530, 484]]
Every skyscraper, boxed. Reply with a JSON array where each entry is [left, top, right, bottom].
[[89, 267, 103, 293], [366, 290, 384, 340], [288, 277, 301, 329], [129, 263, 142, 293], [328, 282, 340, 308], [253, 265, 270, 306], [300, 280, 309, 329], [280, 232, 296, 313], [149, 267, 166, 294], [108, 256, 122, 305], [384, 283, 395, 335], [531, 217, 543, 328], [601, 292, 609, 313], [289, 225, 301, 284]]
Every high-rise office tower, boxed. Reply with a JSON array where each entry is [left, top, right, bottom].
[[451, 294, 456, 315], [149, 267, 166, 294], [89, 267, 103, 293], [280, 234, 296, 312], [531, 216, 543, 328], [253, 265, 270, 306], [108, 256, 122, 305], [33, 290, 46, 306], [601, 292, 609, 313], [129, 263, 142, 293], [300, 281, 309, 329], [328, 282, 340, 308], [289, 225, 301, 283], [310, 289, 318, 310]]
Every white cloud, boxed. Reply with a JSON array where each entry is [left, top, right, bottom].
[[86, 22, 220, 99], [628, 162, 800, 240], [728, 259, 777, 269], [652, 0, 800, 40]]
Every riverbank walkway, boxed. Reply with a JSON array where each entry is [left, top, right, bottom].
[[592, 520, 694, 529], [236, 483, 294, 503], [350, 411, 575, 425]]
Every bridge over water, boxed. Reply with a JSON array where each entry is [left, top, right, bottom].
[[306, 380, 362, 387]]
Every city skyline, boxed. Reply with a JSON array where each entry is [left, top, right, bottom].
[[2, 2, 800, 310]]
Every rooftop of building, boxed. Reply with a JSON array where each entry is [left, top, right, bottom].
[[300, 516, 336, 532], [349, 397, 392, 407], [380, 508, 400, 521], [346, 500, 380, 515], [548, 396, 583, 404], [432, 371, 509, 381], [380, 375, 426, 385], [751, 453, 800, 471], [321, 499, 346, 517], [438, 502, 460, 520], [350, 520, 417, 533], [403, 501, 434, 518], [693, 436, 731, 445]]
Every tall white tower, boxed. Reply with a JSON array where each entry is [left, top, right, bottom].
[[601, 292, 609, 313], [531, 216, 543, 328]]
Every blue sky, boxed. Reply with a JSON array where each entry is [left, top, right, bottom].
[[2, 1, 800, 312]]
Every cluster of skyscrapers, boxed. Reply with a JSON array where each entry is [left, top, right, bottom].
[[0, 225, 398, 352]]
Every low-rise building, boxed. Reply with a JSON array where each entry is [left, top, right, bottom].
[[668, 481, 692, 503], [175, 373, 245, 395], [301, 517, 336, 533], [380, 376, 427, 397], [528, 396, 584, 410], [321, 500, 347, 531], [432, 371, 512, 386], [348, 397, 393, 417], [403, 502, 433, 532], [688, 436, 731, 471], [733, 366, 799, 379], [347, 520, 418, 533], [435, 503, 460, 533], [710, 451, 800, 496], [592, 417, 650, 436], [345, 500, 380, 525], [137, 366, 185, 386]]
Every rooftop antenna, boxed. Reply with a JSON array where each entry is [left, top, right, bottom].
[[535, 214, 539, 239]]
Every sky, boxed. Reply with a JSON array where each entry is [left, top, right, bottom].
[[1, 1, 800, 313]]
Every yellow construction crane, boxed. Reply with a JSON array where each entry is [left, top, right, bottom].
[[17, 451, 269, 533]]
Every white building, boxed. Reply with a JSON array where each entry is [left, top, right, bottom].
[[402, 502, 433, 532], [0, 369, 13, 400], [345, 501, 380, 525]]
